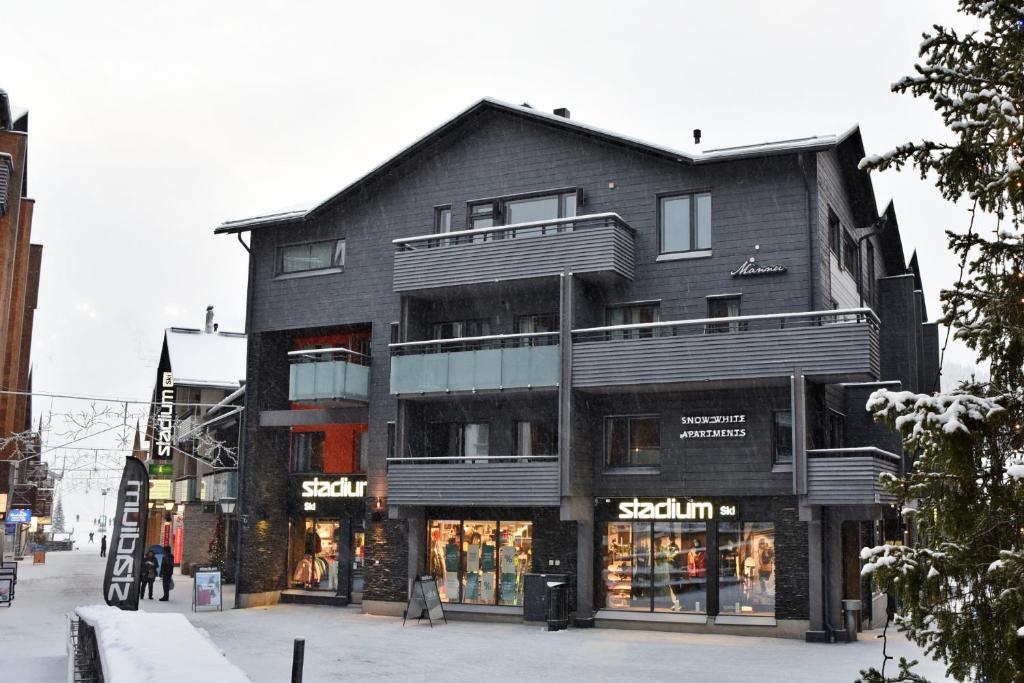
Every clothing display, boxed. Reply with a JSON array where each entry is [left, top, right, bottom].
[[427, 519, 532, 606]]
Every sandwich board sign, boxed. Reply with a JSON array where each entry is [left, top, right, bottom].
[[193, 566, 223, 612], [403, 575, 446, 627]]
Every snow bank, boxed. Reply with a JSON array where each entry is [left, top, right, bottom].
[[76, 605, 249, 682]]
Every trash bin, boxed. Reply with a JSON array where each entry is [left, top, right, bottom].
[[33, 550, 45, 564], [842, 599, 862, 642], [523, 573, 570, 621], [546, 582, 569, 632]]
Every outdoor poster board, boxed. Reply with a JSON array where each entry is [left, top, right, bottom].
[[193, 566, 223, 612], [402, 575, 446, 627], [0, 576, 11, 607]]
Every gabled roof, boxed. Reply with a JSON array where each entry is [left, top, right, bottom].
[[163, 327, 247, 389], [215, 97, 842, 234]]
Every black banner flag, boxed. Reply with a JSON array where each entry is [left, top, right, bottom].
[[103, 456, 149, 610]]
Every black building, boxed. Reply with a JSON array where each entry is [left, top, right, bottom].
[[216, 99, 938, 639]]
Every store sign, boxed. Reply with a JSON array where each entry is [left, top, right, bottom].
[[297, 475, 366, 512], [154, 371, 175, 460], [4, 509, 30, 524], [104, 457, 149, 610], [149, 479, 172, 501], [680, 414, 747, 439], [730, 257, 787, 277], [149, 463, 173, 476], [616, 497, 738, 521]]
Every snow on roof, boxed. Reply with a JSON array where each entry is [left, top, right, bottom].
[[76, 605, 250, 682], [10, 105, 28, 123], [215, 97, 850, 233], [165, 327, 247, 389]]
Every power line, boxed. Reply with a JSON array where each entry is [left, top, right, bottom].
[[0, 387, 235, 409]]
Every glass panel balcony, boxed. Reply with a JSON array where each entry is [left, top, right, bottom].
[[390, 332, 559, 395], [805, 447, 900, 505], [572, 308, 880, 388], [288, 347, 370, 403], [392, 213, 635, 293]]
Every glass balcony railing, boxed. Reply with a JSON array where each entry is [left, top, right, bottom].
[[288, 347, 371, 403], [390, 332, 560, 395]]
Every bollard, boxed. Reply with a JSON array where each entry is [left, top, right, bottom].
[[291, 638, 305, 683]]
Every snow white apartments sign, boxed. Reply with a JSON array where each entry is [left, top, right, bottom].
[[680, 414, 747, 439]]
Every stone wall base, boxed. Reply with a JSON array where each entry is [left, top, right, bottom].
[[361, 600, 406, 618], [237, 591, 281, 608], [594, 615, 811, 640]]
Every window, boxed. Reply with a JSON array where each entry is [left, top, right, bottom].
[[434, 206, 452, 234], [386, 421, 396, 469], [389, 322, 400, 344], [514, 420, 557, 458], [606, 303, 660, 340], [515, 313, 559, 335], [605, 415, 661, 468], [426, 423, 490, 462], [469, 189, 579, 238], [718, 522, 775, 615], [865, 241, 876, 306], [354, 430, 368, 472], [428, 519, 533, 606], [431, 318, 492, 340], [659, 192, 711, 254], [773, 411, 793, 466], [828, 209, 842, 258], [468, 202, 496, 231], [277, 239, 345, 275], [602, 521, 707, 613], [826, 410, 844, 449], [706, 296, 745, 334], [291, 432, 325, 472], [842, 231, 857, 274]]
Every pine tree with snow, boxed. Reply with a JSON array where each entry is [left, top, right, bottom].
[[52, 497, 65, 534], [857, 2, 1024, 682]]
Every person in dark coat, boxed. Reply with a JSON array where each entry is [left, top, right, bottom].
[[140, 550, 158, 599], [158, 545, 174, 601], [99, 535, 107, 557]]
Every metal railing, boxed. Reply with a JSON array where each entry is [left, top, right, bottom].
[[288, 346, 371, 402], [390, 331, 558, 356], [387, 454, 558, 465], [287, 346, 371, 366], [572, 308, 880, 343], [392, 212, 634, 251], [806, 447, 901, 462]]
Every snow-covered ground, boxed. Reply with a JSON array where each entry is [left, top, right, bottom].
[[6, 550, 951, 682]]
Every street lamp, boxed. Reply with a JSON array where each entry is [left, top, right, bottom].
[[218, 498, 237, 516], [163, 501, 174, 511]]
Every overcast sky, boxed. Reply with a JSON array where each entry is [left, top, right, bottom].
[[2, 1, 984, 517]]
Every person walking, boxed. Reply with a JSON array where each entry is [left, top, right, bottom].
[[99, 535, 107, 557], [159, 545, 174, 601], [88, 532, 94, 543], [140, 550, 158, 599]]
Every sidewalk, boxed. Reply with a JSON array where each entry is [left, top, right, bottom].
[[6, 549, 950, 682]]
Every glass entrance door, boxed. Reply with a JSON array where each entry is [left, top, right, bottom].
[[350, 525, 365, 604]]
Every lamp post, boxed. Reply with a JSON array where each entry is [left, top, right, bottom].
[[218, 497, 237, 587]]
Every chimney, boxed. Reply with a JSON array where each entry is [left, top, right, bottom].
[[205, 305, 215, 334], [693, 128, 702, 145], [0, 90, 11, 131], [553, 107, 570, 119]]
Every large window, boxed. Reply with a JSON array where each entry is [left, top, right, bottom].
[[291, 432, 325, 472], [773, 411, 793, 466], [428, 519, 533, 606], [602, 521, 708, 613], [514, 420, 557, 458], [718, 522, 776, 615], [606, 303, 660, 340], [277, 239, 345, 275], [605, 415, 661, 468], [431, 318, 492, 340], [469, 189, 579, 238], [426, 422, 490, 462], [659, 192, 711, 255]]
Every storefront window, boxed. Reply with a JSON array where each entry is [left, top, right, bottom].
[[292, 432, 325, 472], [292, 519, 339, 591], [602, 522, 707, 613], [718, 522, 776, 615], [428, 519, 533, 606]]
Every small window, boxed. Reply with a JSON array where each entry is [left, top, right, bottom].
[[605, 415, 661, 468], [277, 239, 345, 275], [826, 410, 844, 449], [434, 206, 452, 234], [515, 313, 559, 345], [828, 209, 842, 258], [426, 423, 490, 462], [354, 430, 368, 472], [514, 420, 557, 458], [659, 192, 711, 254], [291, 432, 326, 472], [469, 202, 497, 231], [431, 318, 492, 340], [842, 232, 857, 275], [706, 296, 744, 334], [773, 412, 793, 466], [386, 421, 396, 469], [865, 241, 876, 306], [390, 322, 400, 344], [606, 303, 660, 340]]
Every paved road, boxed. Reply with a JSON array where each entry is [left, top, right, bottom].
[[5, 550, 949, 682]]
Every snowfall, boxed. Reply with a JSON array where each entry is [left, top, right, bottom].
[[4, 548, 952, 682]]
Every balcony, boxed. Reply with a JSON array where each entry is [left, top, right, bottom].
[[289, 347, 370, 404], [201, 470, 238, 502], [173, 476, 196, 504], [805, 447, 900, 506], [390, 332, 559, 396], [571, 308, 880, 389], [392, 213, 635, 293], [387, 455, 559, 506]]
